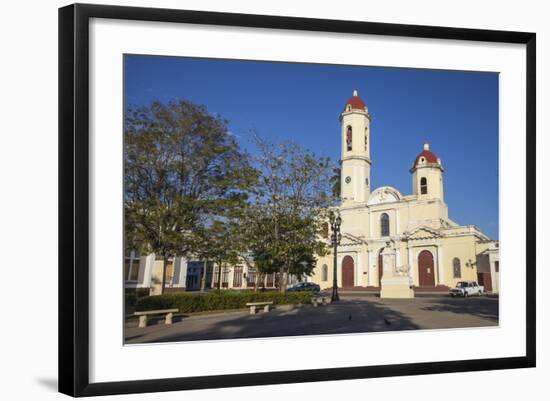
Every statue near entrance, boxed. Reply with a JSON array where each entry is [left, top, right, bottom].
[[380, 241, 415, 299], [395, 263, 410, 276]]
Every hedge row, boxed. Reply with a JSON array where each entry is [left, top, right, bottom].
[[125, 288, 150, 308], [135, 290, 313, 313]]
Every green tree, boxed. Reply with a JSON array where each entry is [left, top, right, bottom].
[[243, 133, 334, 292], [329, 165, 342, 198], [195, 220, 241, 290], [124, 99, 255, 293]]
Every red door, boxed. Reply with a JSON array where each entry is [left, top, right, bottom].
[[342, 256, 354, 288], [477, 273, 492, 293], [418, 250, 435, 287]]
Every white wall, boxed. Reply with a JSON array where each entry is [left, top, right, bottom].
[[0, 0, 546, 400]]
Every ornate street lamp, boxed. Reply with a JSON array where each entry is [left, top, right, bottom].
[[329, 211, 342, 302]]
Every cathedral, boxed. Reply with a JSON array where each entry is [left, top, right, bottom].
[[309, 90, 499, 293]]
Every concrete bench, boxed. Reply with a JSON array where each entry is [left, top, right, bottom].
[[134, 309, 179, 328], [246, 301, 273, 315], [312, 296, 330, 307]]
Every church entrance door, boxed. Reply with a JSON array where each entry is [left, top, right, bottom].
[[342, 256, 354, 288], [418, 250, 435, 286]]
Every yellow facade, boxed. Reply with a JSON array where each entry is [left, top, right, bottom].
[[310, 90, 499, 293]]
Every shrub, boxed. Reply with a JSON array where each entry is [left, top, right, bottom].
[[125, 288, 150, 308], [135, 290, 313, 313]]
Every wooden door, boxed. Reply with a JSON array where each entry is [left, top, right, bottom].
[[418, 250, 435, 287], [342, 256, 354, 288], [477, 272, 492, 293]]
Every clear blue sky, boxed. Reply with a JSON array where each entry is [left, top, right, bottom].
[[124, 55, 499, 239]]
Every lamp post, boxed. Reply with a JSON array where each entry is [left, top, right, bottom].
[[329, 211, 342, 302]]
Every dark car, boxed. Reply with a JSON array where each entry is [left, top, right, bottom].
[[286, 282, 320, 293]]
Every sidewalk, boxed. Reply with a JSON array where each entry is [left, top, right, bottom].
[[125, 295, 498, 344]]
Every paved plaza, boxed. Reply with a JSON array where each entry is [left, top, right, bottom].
[[125, 295, 498, 344]]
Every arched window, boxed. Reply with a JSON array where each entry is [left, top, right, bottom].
[[420, 177, 428, 195], [453, 257, 461, 278], [346, 126, 352, 151], [364, 128, 368, 151], [380, 213, 390, 237], [322, 264, 328, 281]]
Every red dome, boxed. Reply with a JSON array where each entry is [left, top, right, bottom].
[[343, 90, 367, 112], [412, 144, 440, 168]]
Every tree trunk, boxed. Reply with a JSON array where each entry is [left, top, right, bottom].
[[255, 272, 263, 293], [279, 267, 287, 293], [242, 257, 255, 292]]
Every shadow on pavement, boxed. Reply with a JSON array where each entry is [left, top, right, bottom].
[[132, 299, 421, 344], [419, 297, 498, 322]]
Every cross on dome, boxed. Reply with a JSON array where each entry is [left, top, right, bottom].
[[343, 89, 367, 112], [412, 143, 442, 169]]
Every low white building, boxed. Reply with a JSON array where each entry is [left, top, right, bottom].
[[124, 253, 301, 295]]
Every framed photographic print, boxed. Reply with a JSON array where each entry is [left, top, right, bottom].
[[58, 3, 536, 397]]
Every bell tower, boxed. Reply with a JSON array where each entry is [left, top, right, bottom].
[[410, 143, 444, 200], [340, 89, 372, 203]]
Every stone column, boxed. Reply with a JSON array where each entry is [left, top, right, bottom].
[[436, 245, 444, 286], [395, 243, 401, 268], [367, 249, 374, 286], [171, 257, 180, 287], [228, 265, 235, 288], [369, 212, 373, 237], [355, 252, 361, 286], [139, 253, 155, 288], [173, 257, 188, 289], [150, 259, 164, 295], [407, 246, 415, 286], [395, 209, 400, 235]]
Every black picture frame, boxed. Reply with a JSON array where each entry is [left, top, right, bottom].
[[59, 3, 536, 397]]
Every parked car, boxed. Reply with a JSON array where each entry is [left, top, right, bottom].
[[449, 281, 484, 297], [286, 282, 320, 293]]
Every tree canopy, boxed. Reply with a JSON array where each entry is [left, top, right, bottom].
[[237, 133, 334, 291], [124, 99, 256, 262], [124, 99, 335, 293]]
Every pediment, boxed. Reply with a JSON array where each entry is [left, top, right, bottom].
[[340, 232, 366, 246], [407, 226, 441, 240], [367, 186, 403, 205]]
